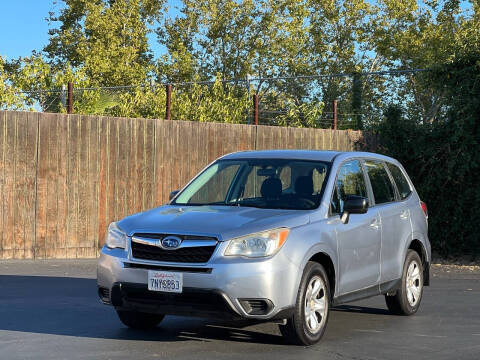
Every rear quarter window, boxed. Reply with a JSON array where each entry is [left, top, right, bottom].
[[386, 162, 412, 200], [364, 160, 396, 204]]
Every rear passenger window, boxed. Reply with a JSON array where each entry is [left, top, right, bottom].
[[364, 160, 396, 204], [331, 160, 368, 214], [386, 163, 412, 200]]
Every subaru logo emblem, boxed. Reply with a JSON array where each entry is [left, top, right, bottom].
[[160, 236, 182, 250]]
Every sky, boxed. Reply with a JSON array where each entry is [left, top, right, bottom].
[[0, 0, 182, 60], [0, 0, 474, 61], [0, 1, 51, 59]]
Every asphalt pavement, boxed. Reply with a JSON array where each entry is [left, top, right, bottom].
[[0, 260, 479, 360]]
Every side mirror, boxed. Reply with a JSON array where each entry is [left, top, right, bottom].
[[341, 195, 368, 224], [169, 190, 179, 201]]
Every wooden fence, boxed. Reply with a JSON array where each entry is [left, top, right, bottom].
[[0, 111, 368, 259]]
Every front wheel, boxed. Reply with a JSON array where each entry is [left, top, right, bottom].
[[116, 309, 165, 329], [279, 261, 330, 345], [385, 250, 424, 315]]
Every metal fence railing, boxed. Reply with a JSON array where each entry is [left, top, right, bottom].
[[10, 69, 429, 130]]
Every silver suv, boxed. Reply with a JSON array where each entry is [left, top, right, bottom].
[[97, 150, 430, 345]]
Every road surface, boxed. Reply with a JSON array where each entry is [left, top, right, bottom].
[[0, 260, 479, 360]]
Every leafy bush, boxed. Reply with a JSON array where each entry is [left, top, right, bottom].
[[376, 49, 480, 258]]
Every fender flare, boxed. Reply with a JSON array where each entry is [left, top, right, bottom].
[[293, 243, 338, 303], [402, 232, 430, 285]]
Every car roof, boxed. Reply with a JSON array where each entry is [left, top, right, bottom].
[[221, 150, 397, 164]]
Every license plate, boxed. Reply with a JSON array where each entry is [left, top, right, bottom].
[[148, 270, 183, 293]]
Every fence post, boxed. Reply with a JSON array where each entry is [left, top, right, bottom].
[[67, 82, 73, 114], [332, 99, 338, 130], [352, 72, 363, 130], [165, 84, 172, 121], [253, 94, 259, 126]]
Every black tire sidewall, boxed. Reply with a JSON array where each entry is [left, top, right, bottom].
[[293, 262, 331, 345], [400, 250, 424, 315]]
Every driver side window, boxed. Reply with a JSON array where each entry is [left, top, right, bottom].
[[331, 160, 368, 214]]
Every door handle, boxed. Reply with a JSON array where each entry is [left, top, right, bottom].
[[400, 210, 409, 219], [370, 219, 380, 230]]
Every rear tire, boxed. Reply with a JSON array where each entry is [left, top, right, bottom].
[[385, 250, 424, 315], [116, 309, 164, 329], [279, 261, 330, 345]]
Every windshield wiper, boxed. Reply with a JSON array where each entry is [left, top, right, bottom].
[[198, 201, 269, 208], [176, 201, 268, 208], [196, 202, 240, 206], [234, 201, 268, 209]]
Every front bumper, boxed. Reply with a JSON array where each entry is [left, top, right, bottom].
[[97, 246, 299, 320], [103, 282, 241, 319]]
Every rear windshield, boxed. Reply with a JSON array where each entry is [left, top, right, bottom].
[[173, 159, 331, 210]]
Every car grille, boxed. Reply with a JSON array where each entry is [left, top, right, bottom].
[[130, 233, 217, 263]]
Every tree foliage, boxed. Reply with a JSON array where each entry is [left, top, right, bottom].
[[45, 0, 165, 86], [377, 38, 480, 258], [0, 56, 25, 109], [372, 0, 473, 124], [4, 0, 477, 128], [159, 0, 311, 83]]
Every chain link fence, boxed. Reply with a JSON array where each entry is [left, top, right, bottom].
[[11, 69, 429, 130]]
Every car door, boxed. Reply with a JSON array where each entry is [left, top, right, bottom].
[[364, 160, 411, 283], [332, 159, 382, 295]]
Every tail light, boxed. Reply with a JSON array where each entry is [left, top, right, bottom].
[[420, 201, 428, 219]]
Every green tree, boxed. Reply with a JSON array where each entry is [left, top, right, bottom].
[[158, 0, 324, 125], [159, 0, 311, 83], [0, 56, 25, 110], [45, 0, 165, 86], [372, 0, 475, 124], [1, 54, 61, 111]]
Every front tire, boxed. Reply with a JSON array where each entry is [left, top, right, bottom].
[[279, 261, 330, 345], [116, 309, 165, 329], [385, 250, 424, 315]]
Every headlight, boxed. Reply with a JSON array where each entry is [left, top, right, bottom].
[[224, 228, 290, 258], [105, 222, 127, 249]]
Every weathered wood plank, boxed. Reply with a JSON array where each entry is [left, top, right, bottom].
[[125, 118, 135, 214], [174, 120, 182, 189], [134, 118, 144, 213], [13, 112, 26, 258], [45, 113, 59, 259], [35, 113, 48, 259], [55, 113, 67, 258], [106, 117, 116, 235], [86, 115, 99, 252], [97, 116, 108, 248], [116, 117, 128, 218], [162, 120, 171, 203], [0, 112, 5, 257], [66, 115, 80, 258], [153, 119, 163, 205], [145, 119, 155, 210], [3, 111, 16, 259]]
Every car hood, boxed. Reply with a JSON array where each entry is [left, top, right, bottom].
[[117, 205, 310, 240]]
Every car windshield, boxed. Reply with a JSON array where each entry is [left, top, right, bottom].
[[172, 159, 331, 210]]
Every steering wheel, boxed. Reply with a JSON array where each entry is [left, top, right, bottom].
[[297, 197, 316, 208]]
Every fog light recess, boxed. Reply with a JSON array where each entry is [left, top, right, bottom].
[[239, 299, 274, 315]]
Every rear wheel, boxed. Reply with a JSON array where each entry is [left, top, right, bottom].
[[116, 309, 164, 329], [279, 261, 330, 345], [385, 250, 424, 315]]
